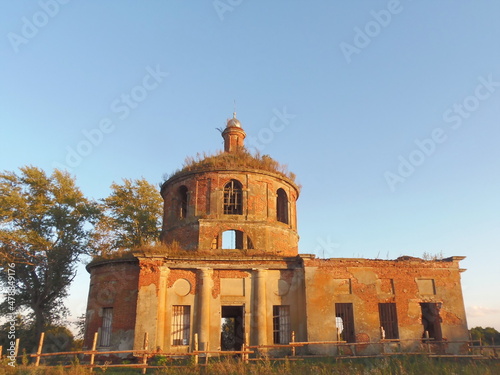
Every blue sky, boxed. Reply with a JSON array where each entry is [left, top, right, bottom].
[[1, 1, 499, 331]]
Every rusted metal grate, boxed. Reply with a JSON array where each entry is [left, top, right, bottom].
[[172, 305, 191, 346], [224, 180, 243, 215], [379, 303, 399, 339], [100, 307, 113, 347], [273, 305, 291, 344]]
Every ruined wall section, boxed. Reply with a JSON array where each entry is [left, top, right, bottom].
[[133, 258, 165, 350], [131, 255, 306, 353], [303, 256, 468, 354], [84, 260, 139, 351]]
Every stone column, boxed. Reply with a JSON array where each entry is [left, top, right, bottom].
[[254, 268, 268, 346], [198, 268, 211, 350], [155, 266, 169, 350]]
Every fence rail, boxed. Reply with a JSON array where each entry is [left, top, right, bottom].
[[0, 332, 497, 373]]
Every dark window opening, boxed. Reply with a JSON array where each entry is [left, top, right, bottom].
[[224, 180, 243, 215], [221, 306, 244, 352], [335, 303, 355, 343], [172, 305, 191, 345], [276, 188, 289, 224], [247, 236, 254, 250], [273, 305, 291, 344], [100, 307, 113, 347], [379, 303, 399, 339], [222, 230, 245, 249], [179, 185, 188, 219], [420, 303, 442, 341]]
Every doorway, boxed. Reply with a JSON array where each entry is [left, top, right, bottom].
[[420, 303, 442, 341], [335, 303, 356, 343], [221, 305, 244, 351]]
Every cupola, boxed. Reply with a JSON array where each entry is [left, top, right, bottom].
[[222, 112, 246, 153]]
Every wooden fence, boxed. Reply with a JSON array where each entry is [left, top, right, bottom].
[[0, 331, 497, 373]]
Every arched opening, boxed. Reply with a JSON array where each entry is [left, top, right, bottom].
[[224, 180, 243, 215], [221, 230, 253, 250], [179, 185, 188, 219], [276, 188, 289, 224], [222, 230, 244, 249]]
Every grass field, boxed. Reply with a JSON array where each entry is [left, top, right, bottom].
[[2, 356, 500, 375]]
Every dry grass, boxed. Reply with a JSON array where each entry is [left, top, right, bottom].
[[164, 150, 299, 187], [2, 356, 499, 375]]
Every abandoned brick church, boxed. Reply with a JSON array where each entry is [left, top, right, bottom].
[[83, 114, 469, 355]]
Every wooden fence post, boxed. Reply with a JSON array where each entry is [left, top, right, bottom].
[[0, 345, 3, 359], [193, 333, 199, 365], [425, 331, 431, 353], [243, 332, 249, 364], [205, 341, 209, 364], [14, 338, 20, 361], [291, 331, 296, 357], [380, 327, 386, 354], [142, 332, 149, 375], [35, 332, 45, 366], [89, 332, 98, 372]]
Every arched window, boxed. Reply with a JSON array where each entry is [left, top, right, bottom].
[[224, 180, 243, 215], [276, 188, 289, 224], [222, 230, 244, 249], [179, 185, 188, 219]]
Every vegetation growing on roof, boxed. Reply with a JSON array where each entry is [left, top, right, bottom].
[[163, 149, 299, 187]]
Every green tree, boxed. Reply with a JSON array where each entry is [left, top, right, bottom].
[[0, 316, 76, 358], [221, 318, 236, 351], [0, 314, 37, 354], [43, 325, 75, 354], [0, 166, 99, 342], [90, 178, 163, 256], [470, 326, 500, 345]]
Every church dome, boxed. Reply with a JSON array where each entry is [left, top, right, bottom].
[[226, 112, 241, 128]]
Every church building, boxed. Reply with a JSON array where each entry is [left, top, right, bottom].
[[83, 114, 469, 356]]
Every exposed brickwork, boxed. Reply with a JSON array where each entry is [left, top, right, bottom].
[[83, 260, 139, 349], [279, 269, 295, 285], [167, 269, 197, 295], [303, 256, 468, 350], [137, 259, 163, 291], [161, 168, 300, 255], [211, 269, 250, 298]]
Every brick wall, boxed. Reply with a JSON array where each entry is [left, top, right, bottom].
[[84, 260, 139, 349], [160, 167, 300, 255]]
